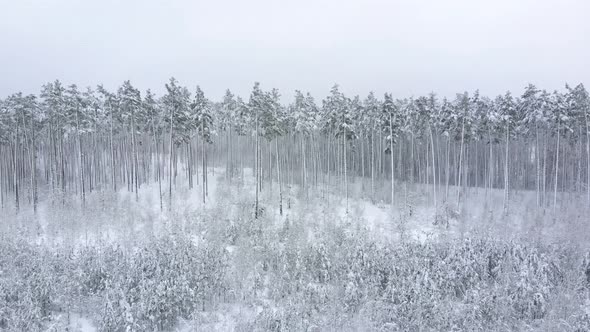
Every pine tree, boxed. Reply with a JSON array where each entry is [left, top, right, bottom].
[[191, 86, 214, 204], [118, 81, 142, 201], [452, 92, 474, 208], [549, 91, 571, 212], [64, 85, 88, 205], [249, 82, 265, 218], [41, 81, 68, 200], [382, 93, 400, 212], [565, 84, 590, 206], [264, 88, 286, 214], [162, 77, 190, 209], [495, 92, 517, 213], [292, 90, 316, 197], [142, 89, 164, 210], [322, 85, 354, 212], [363, 92, 381, 202], [221, 90, 237, 181], [520, 84, 543, 206], [0, 98, 8, 209]]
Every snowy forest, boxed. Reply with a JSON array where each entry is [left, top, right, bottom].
[[1, 79, 590, 331]]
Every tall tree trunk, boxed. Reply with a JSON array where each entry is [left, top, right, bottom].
[[131, 110, 139, 202], [0, 146, 4, 209], [255, 108, 259, 219], [343, 133, 348, 214], [410, 133, 415, 188], [29, 113, 37, 213], [535, 123, 540, 207], [76, 107, 85, 206], [361, 131, 365, 189], [60, 130, 65, 204], [371, 128, 375, 201], [543, 130, 547, 207], [457, 116, 465, 209], [168, 105, 174, 210], [109, 103, 116, 192], [429, 124, 437, 209], [389, 115, 395, 211], [202, 134, 206, 205], [302, 135, 307, 199], [586, 114, 590, 207], [503, 125, 509, 213], [13, 131, 19, 212], [446, 135, 451, 200], [276, 139, 283, 216], [554, 123, 560, 212], [152, 129, 163, 211]]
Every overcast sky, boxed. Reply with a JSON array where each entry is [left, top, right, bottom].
[[0, 0, 588, 102]]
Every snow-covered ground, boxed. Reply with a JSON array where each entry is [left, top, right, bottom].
[[5, 166, 586, 250], [1, 167, 589, 331]]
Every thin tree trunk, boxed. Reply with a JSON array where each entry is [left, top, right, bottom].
[[430, 124, 437, 209], [76, 107, 85, 206], [255, 108, 259, 219], [276, 139, 283, 215], [554, 123, 560, 212], [371, 128, 375, 201], [504, 125, 509, 213], [343, 133, 348, 213], [13, 131, 19, 212], [202, 132, 206, 205], [131, 109, 139, 202], [152, 129, 163, 211], [168, 105, 174, 210], [389, 115, 395, 210], [536, 124, 540, 207], [457, 116, 465, 208], [586, 114, 590, 207]]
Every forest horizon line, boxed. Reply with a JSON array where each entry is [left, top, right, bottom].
[[1, 78, 589, 218]]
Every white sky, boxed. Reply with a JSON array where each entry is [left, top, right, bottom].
[[0, 0, 588, 102]]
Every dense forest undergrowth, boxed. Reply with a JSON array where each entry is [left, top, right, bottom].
[[1, 168, 590, 331]]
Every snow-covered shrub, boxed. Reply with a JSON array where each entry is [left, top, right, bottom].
[[97, 236, 228, 331], [572, 298, 590, 332], [1, 211, 589, 331], [0, 239, 67, 331]]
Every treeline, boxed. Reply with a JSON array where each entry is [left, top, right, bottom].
[[0, 79, 588, 215]]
